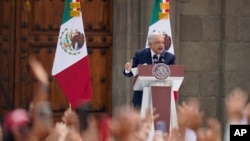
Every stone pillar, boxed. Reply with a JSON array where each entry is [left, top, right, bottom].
[[112, 0, 152, 109]]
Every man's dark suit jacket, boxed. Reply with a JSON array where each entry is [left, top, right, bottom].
[[123, 48, 175, 108]]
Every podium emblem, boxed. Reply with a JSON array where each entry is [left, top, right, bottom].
[[152, 63, 170, 80]]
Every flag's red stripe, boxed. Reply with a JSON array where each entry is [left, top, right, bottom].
[[55, 57, 92, 109]]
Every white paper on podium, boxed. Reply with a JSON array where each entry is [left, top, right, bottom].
[[131, 67, 138, 76], [132, 63, 148, 76]]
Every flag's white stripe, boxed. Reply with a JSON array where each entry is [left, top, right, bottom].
[[52, 13, 88, 75], [146, 20, 174, 54]]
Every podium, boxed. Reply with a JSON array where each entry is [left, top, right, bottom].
[[133, 64, 184, 133]]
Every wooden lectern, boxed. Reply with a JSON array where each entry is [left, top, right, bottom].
[[133, 64, 184, 133]]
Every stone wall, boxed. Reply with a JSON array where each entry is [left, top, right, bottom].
[[179, 0, 223, 120]]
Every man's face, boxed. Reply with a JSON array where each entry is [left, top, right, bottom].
[[149, 34, 164, 54]]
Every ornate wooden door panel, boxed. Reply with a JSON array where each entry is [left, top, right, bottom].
[[83, 0, 112, 111], [14, 0, 68, 116], [0, 0, 112, 121], [0, 0, 15, 120]]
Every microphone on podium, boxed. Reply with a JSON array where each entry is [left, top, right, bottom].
[[153, 54, 158, 64], [159, 53, 166, 63]]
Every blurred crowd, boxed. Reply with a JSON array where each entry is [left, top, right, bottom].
[[0, 56, 250, 141]]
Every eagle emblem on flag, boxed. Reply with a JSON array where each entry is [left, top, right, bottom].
[[59, 28, 85, 55]]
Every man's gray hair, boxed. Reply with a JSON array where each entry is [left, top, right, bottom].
[[148, 32, 164, 43]]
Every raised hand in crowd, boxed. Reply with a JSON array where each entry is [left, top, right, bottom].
[[45, 119, 82, 141], [225, 87, 248, 123], [28, 55, 53, 140], [177, 102, 191, 141], [110, 105, 143, 141], [164, 128, 180, 141], [44, 122, 68, 141], [185, 98, 203, 132], [136, 108, 160, 141], [143, 108, 159, 134], [62, 108, 80, 132], [223, 88, 249, 141], [65, 127, 82, 141], [177, 97, 203, 141], [197, 118, 221, 141]]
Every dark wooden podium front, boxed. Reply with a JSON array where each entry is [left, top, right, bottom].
[[151, 86, 171, 132]]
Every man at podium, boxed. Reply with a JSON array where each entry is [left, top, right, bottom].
[[123, 32, 175, 108]]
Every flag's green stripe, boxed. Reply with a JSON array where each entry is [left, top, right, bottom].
[[150, 0, 161, 25], [62, 0, 72, 24]]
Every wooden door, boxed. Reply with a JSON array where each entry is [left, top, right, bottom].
[[0, 0, 16, 120], [0, 0, 112, 121]]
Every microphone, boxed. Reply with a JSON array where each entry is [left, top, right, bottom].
[[159, 53, 165, 63], [153, 54, 158, 64]]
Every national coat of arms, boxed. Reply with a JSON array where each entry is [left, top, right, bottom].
[[152, 63, 170, 80], [59, 28, 85, 55]]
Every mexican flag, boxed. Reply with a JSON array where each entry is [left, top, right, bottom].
[[146, 0, 174, 54], [52, 0, 92, 109], [146, 0, 178, 100]]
